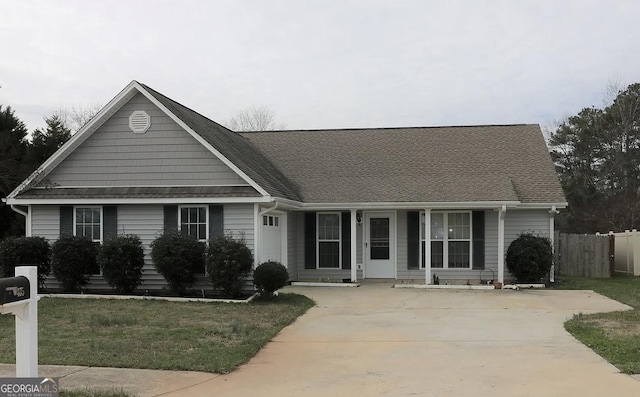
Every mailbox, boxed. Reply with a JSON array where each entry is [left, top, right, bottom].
[[0, 276, 30, 305]]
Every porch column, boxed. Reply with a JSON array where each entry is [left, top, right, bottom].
[[424, 209, 431, 284], [350, 209, 357, 282], [549, 206, 557, 282], [253, 203, 260, 268], [497, 205, 506, 284]]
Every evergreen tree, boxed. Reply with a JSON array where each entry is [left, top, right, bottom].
[[0, 105, 29, 238], [27, 113, 71, 169], [549, 83, 640, 232]]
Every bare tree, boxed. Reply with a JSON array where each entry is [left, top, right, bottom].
[[55, 103, 102, 133], [225, 106, 285, 131]]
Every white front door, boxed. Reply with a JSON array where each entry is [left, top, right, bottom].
[[364, 212, 396, 278], [261, 214, 281, 263]]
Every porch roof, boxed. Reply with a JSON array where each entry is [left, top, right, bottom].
[[15, 186, 261, 199]]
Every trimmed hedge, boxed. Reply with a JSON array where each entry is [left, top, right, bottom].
[[253, 261, 288, 299], [0, 236, 51, 287], [98, 235, 145, 293], [51, 235, 98, 292], [206, 235, 253, 298], [506, 233, 553, 282], [150, 231, 205, 294]]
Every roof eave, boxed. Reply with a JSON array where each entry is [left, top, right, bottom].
[[6, 196, 273, 205], [275, 200, 522, 210]]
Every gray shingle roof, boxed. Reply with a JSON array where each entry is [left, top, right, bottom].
[[241, 125, 566, 204], [139, 84, 302, 201], [17, 186, 261, 199]]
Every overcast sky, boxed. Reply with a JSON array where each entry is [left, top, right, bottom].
[[2, 0, 640, 133]]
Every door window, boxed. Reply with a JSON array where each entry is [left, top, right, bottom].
[[370, 217, 390, 260]]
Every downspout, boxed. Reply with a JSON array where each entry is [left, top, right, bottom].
[[258, 201, 279, 216], [10, 204, 30, 237], [10, 204, 28, 218]]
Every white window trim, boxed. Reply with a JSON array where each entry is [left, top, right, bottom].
[[317, 212, 342, 269], [178, 205, 209, 242], [73, 205, 103, 243], [420, 210, 473, 270]]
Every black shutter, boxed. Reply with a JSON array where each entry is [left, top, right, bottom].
[[60, 206, 73, 237], [164, 205, 178, 232], [103, 206, 118, 240], [472, 211, 485, 270], [407, 211, 419, 270], [304, 212, 316, 269], [341, 212, 351, 270], [209, 205, 224, 240]]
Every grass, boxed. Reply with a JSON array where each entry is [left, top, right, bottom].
[[554, 275, 640, 374], [0, 293, 314, 374]]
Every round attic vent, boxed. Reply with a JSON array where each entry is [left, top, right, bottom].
[[129, 110, 151, 133]]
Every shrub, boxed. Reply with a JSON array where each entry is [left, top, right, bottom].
[[206, 235, 253, 298], [51, 235, 99, 292], [253, 261, 288, 298], [98, 235, 145, 293], [506, 233, 553, 282], [0, 236, 51, 287], [150, 230, 205, 294]]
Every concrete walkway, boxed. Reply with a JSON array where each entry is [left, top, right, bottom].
[[2, 285, 640, 396]]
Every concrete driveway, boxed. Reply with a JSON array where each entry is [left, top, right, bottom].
[[164, 283, 639, 397], [2, 284, 639, 396]]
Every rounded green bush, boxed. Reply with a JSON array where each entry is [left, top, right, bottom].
[[506, 233, 553, 282], [0, 236, 51, 287], [51, 235, 98, 292], [253, 261, 288, 298], [98, 235, 145, 293], [206, 235, 253, 298], [150, 231, 205, 295]]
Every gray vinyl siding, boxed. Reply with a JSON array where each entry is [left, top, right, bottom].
[[224, 203, 255, 254], [42, 92, 247, 187], [287, 211, 299, 281], [396, 210, 424, 280], [29, 205, 59, 241], [31, 203, 258, 291], [117, 205, 166, 289], [504, 209, 550, 248]]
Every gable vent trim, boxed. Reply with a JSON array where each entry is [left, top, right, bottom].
[[129, 110, 151, 133]]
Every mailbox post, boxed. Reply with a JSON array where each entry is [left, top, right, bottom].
[[0, 266, 38, 377]]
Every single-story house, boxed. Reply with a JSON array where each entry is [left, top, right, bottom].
[[5, 81, 567, 289]]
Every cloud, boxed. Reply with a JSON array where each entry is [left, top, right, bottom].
[[1, 0, 640, 132]]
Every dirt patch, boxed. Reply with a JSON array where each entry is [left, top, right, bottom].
[[585, 317, 640, 338]]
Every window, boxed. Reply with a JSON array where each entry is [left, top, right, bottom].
[[262, 215, 279, 227], [179, 206, 207, 241], [74, 206, 102, 275], [75, 207, 102, 242], [421, 211, 471, 269], [317, 213, 340, 268]]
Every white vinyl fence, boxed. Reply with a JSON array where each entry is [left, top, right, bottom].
[[613, 230, 640, 276]]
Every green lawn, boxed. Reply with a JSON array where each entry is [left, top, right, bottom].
[[554, 275, 640, 374], [0, 294, 314, 374]]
